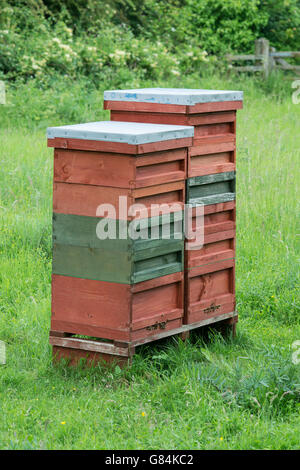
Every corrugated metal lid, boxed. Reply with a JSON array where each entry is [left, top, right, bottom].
[[47, 120, 194, 145], [104, 88, 243, 105]]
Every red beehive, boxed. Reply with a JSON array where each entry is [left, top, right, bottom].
[[47, 120, 194, 365], [104, 89, 243, 333], [104, 88, 243, 177]]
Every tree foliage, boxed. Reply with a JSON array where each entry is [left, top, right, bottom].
[[1, 0, 300, 84]]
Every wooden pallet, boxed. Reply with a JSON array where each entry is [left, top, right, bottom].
[[50, 312, 238, 367]]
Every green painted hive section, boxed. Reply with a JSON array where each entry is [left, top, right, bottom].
[[186, 171, 236, 206], [52, 212, 184, 284]]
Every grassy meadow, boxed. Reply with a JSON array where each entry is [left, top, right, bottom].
[[0, 73, 299, 449]]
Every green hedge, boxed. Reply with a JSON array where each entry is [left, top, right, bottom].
[[1, 0, 300, 85]]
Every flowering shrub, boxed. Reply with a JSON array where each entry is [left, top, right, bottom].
[[0, 3, 212, 85]]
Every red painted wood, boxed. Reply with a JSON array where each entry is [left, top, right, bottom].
[[186, 230, 235, 269], [132, 181, 185, 215], [186, 301, 235, 325], [51, 273, 184, 342], [131, 318, 182, 341], [187, 257, 234, 277], [202, 201, 235, 216], [51, 274, 132, 341], [187, 101, 243, 114], [52, 346, 129, 367], [185, 261, 235, 324], [110, 110, 236, 126], [54, 149, 135, 188], [134, 148, 186, 188], [194, 122, 234, 138], [48, 137, 192, 154], [131, 271, 182, 292], [53, 181, 185, 219], [104, 100, 188, 114], [193, 134, 235, 147], [190, 141, 235, 156], [187, 111, 236, 126], [196, 202, 236, 235], [53, 147, 187, 188], [108, 105, 238, 178], [137, 138, 192, 155], [105, 100, 243, 114]]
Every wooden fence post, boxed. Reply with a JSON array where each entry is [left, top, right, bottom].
[[255, 38, 271, 78]]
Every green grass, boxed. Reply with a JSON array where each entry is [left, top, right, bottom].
[[0, 73, 299, 449]]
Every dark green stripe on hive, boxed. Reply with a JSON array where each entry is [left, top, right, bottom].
[[53, 213, 130, 251], [52, 212, 184, 283], [188, 171, 235, 187], [52, 243, 132, 283], [133, 248, 184, 284], [186, 171, 236, 206]]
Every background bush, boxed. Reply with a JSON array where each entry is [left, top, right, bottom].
[[1, 0, 300, 86]]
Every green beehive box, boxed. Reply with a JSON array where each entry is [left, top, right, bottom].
[[52, 212, 184, 284], [186, 171, 236, 206]]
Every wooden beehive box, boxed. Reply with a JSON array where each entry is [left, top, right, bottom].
[[47, 121, 194, 362], [104, 88, 243, 177], [104, 89, 242, 329]]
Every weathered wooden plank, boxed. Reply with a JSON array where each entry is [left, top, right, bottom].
[[275, 58, 300, 71], [133, 258, 183, 284], [52, 311, 238, 352], [271, 51, 300, 58], [52, 346, 130, 367], [189, 193, 235, 207], [226, 54, 261, 61], [234, 66, 263, 72], [133, 240, 183, 261], [131, 312, 237, 346], [187, 182, 235, 202], [50, 336, 130, 357], [186, 172, 236, 206], [189, 180, 234, 197]]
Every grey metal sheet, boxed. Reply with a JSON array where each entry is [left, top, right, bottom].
[[47, 120, 194, 145], [104, 88, 243, 105]]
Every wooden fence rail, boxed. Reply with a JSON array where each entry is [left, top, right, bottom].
[[226, 38, 300, 78]]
